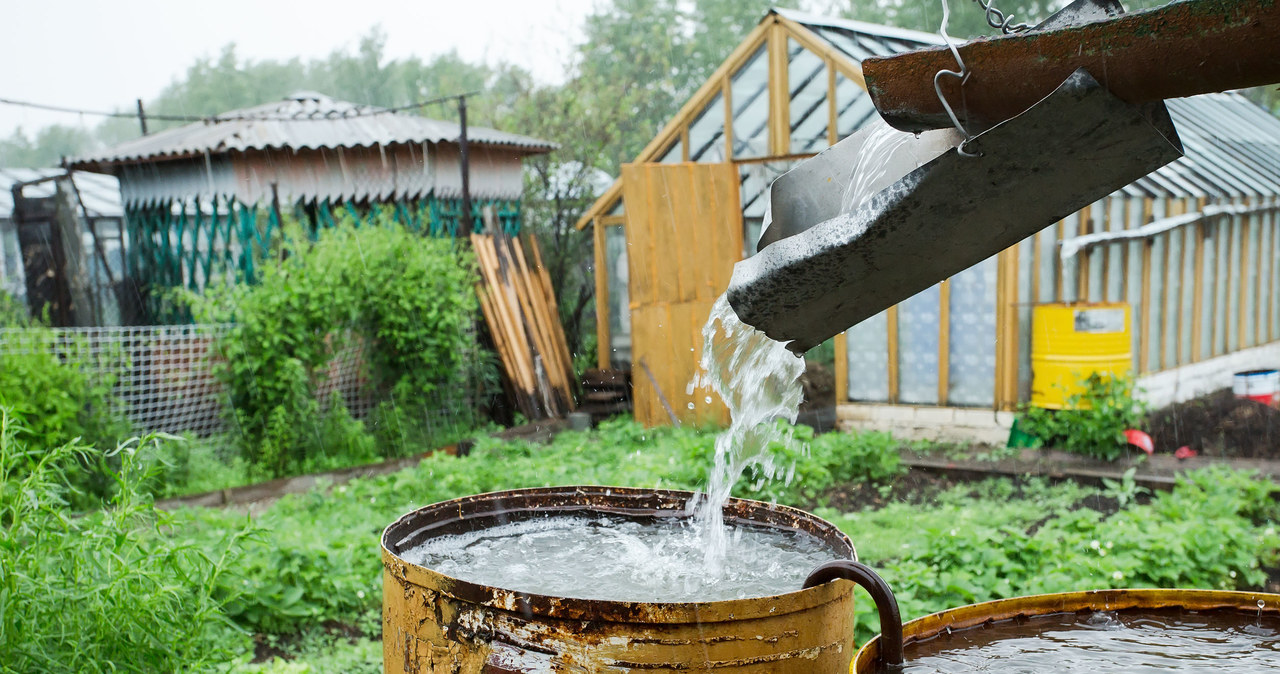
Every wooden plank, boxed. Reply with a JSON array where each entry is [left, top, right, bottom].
[[1031, 229, 1041, 303], [723, 76, 735, 162], [887, 305, 900, 403], [680, 126, 690, 162], [1254, 201, 1265, 347], [650, 168, 682, 305], [1239, 201, 1251, 350], [1077, 204, 1091, 301], [597, 214, 625, 226], [621, 164, 654, 308], [1139, 238, 1153, 374], [473, 236, 536, 401], [998, 247, 1020, 409], [528, 235, 576, 390], [834, 332, 848, 405], [827, 59, 839, 146], [668, 300, 696, 422], [593, 220, 611, 369], [1100, 197, 1111, 300], [731, 153, 818, 166], [768, 21, 791, 157], [938, 278, 951, 407], [666, 165, 699, 303], [1271, 201, 1278, 343], [510, 237, 571, 408], [1191, 210, 1205, 363]]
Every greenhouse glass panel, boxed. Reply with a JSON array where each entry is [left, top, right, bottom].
[[730, 45, 769, 159], [787, 40, 829, 154], [897, 285, 940, 405], [688, 91, 726, 162], [949, 255, 998, 406], [834, 75, 878, 139], [846, 310, 889, 402], [605, 225, 631, 366]]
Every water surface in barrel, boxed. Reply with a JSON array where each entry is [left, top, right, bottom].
[[401, 512, 839, 602], [901, 607, 1280, 672]]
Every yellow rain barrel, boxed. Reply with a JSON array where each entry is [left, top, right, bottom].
[[1030, 303, 1132, 409]]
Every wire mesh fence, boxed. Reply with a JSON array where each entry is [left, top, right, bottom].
[[0, 324, 379, 438]]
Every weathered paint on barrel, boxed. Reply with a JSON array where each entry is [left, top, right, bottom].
[[382, 486, 858, 673], [852, 588, 1280, 673]]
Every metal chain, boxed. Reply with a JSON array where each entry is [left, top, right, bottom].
[[970, 0, 1033, 34]]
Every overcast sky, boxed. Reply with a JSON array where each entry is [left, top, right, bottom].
[[0, 0, 597, 139]]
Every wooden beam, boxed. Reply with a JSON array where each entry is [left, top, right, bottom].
[[834, 331, 848, 405], [1270, 200, 1278, 343], [732, 152, 818, 165], [680, 125, 690, 162], [887, 305, 900, 403], [1031, 229, 1042, 303], [1254, 199, 1265, 347], [593, 219, 611, 370], [937, 279, 951, 407], [1191, 200, 1206, 362], [776, 13, 867, 89], [827, 58, 838, 147], [768, 21, 791, 157], [1139, 237, 1153, 374], [1239, 201, 1251, 350], [723, 76, 734, 161], [997, 247, 1020, 409], [573, 20, 773, 230], [1077, 204, 1091, 301]]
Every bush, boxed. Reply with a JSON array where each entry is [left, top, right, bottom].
[[0, 325, 129, 504], [0, 408, 252, 672], [189, 214, 485, 477], [1019, 373, 1147, 460]]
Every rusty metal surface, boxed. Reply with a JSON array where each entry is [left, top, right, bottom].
[[863, 0, 1280, 133], [853, 588, 1280, 672], [72, 91, 554, 169], [727, 69, 1182, 354], [381, 485, 858, 673]]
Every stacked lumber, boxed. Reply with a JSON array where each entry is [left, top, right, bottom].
[[471, 230, 576, 419], [579, 368, 632, 421]]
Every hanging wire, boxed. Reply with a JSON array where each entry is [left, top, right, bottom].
[[970, 0, 1033, 34], [0, 90, 480, 124], [934, 0, 982, 157]]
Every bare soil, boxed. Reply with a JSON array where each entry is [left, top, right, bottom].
[[1146, 389, 1280, 459]]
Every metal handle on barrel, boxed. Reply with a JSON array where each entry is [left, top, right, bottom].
[[803, 560, 904, 673]]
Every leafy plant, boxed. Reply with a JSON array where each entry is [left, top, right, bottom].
[[1019, 373, 1148, 460], [187, 214, 485, 477], [0, 407, 253, 672]]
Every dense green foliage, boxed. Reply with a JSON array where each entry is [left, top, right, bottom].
[[1020, 373, 1149, 460], [828, 466, 1280, 642], [188, 217, 482, 477], [0, 323, 130, 503], [0, 409, 251, 673], [143, 418, 1278, 670]]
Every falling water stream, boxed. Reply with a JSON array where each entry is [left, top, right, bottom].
[[404, 119, 921, 603]]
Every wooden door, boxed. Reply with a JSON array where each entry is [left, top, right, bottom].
[[621, 162, 744, 426]]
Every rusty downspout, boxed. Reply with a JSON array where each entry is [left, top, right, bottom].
[[863, 0, 1280, 133]]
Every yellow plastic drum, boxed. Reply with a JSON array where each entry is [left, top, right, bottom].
[[1030, 303, 1132, 409]]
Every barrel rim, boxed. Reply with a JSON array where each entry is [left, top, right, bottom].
[[381, 484, 856, 624], [853, 588, 1280, 670]]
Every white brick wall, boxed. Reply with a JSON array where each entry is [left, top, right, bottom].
[[836, 404, 1015, 445], [1137, 341, 1280, 409]]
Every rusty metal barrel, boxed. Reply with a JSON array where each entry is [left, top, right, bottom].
[[381, 485, 858, 673], [851, 588, 1280, 673]]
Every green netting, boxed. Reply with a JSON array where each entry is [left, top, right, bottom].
[[124, 194, 522, 323]]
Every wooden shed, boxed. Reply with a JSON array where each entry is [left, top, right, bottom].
[[579, 8, 1280, 436], [70, 91, 553, 322]]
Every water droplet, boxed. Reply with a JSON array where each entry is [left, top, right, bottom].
[[704, 396, 713, 404], [687, 402, 695, 410], [1260, 600, 1267, 610]]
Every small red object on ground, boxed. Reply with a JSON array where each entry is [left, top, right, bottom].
[[1174, 446, 1198, 460], [1124, 429, 1154, 455]]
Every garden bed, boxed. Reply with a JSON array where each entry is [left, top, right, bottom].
[[1147, 389, 1280, 459]]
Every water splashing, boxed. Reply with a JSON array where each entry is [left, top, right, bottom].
[[691, 295, 805, 570]]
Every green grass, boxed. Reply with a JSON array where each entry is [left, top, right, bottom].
[[148, 419, 1280, 671]]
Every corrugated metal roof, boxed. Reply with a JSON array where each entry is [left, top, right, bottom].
[[1121, 93, 1280, 199], [70, 91, 555, 168], [0, 168, 122, 219]]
